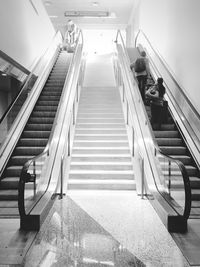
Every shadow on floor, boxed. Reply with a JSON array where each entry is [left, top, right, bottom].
[[23, 196, 146, 267]]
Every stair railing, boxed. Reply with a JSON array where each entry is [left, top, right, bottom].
[[135, 29, 200, 170], [115, 30, 191, 227], [18, 30, 84, 229]]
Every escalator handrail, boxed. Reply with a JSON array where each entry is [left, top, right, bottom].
[[0, 49, 30, 75], [0, 31, 62, 126], [18, 30, 83, 217], [116, 30, 191, 219], [135, 30, 200, 138], [136, 30, 200, 172]]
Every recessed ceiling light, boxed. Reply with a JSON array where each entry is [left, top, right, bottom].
[[64, 11, 109, 17], [92, 1, 99, 6], [44, 1, 52, 5], [1, 73, 7, 76]]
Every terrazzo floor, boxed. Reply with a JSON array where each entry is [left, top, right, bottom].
[[22, 190, 192, 267]]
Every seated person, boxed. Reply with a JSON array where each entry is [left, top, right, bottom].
[[63, 20, 78, 52], [145, 77, 166, 128]]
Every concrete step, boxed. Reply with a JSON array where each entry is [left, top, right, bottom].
[[69, 171, 134, 179], [77, 114, 124, 118], [69, 85, 134, 191], [76, 118, 125, 123], [76, 123, 126, 129], [75, 129, 127, 134], [71, 156, 132, 162], [68, 179, 136, 190], [72, 148, 131, 154], [70, 162, 133, 171], [73, 141, 129, 147], [77, 109, 123, 114], [75, 134, 128, 140]]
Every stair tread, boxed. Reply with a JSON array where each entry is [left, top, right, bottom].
[[69, 179, 135, 184]]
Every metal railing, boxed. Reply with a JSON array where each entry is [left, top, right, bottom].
[[115, 30, 191, 220]]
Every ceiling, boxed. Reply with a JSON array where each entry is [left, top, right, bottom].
[[41, 0, 135, 32]]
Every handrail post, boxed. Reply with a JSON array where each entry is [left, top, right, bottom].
[[141, 157, 145, 199], [73, 102, 75, 125], [33, 160, 36, 196], [60, 156, 64, 199], [76, 83, 79, 102], [132, 127, 134, 157], [168, 161, 171, 194], [68, 128, 71, 156], [126, 101, 129, 125], [122, 84, 125, 102]]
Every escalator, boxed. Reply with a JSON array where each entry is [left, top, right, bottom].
[[144, 90, 200, 218], [0, 50, 72, 217]]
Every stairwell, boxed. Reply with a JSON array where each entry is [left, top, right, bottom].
[[68, 86, 135, 190]]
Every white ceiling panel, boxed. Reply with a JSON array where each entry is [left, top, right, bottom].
[[42, 0, 135, 31]]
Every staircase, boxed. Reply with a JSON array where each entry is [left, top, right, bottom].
[[145, 102, 200, 218], [68, 86, 135, 190], [0, 50, 71, 216]]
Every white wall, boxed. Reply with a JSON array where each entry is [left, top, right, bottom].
[[128, 0, 200, 113], [0, 0, 55, 71], [83, 54, 116, 87]]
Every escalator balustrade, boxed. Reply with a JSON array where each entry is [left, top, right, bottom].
[[144, 82, 200, 218], [0, 50, 71, 216]]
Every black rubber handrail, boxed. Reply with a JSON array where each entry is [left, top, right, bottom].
[[0, 49, 30, 75], [0, 31, 61, 125], [18, 30, 83, 217], [135, 29, 200, 124], [116, 30, 191, 219], [136, 29, 200, 170], [0, 74, 36, 124]]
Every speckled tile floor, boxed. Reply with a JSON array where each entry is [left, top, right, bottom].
[[22, 191, 191, 267]]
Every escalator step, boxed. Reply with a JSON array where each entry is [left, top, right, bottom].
[[191, 189, 200, 200], [0, 190, 18, 200], [45, 82, 64, 86], [190, 177, 200, 189], [42, 87, 63, 91], [10, 155, 34, 165], [152, 124, 176, 131], [28, 117, 55, 124], [185, 165, 199, 176], [156, 138, 183, 146], [160, 146, 187, 155], [14, 147, 44, 155], [22, 131, 51, 138], [0, 200, 18, 208], [31, 111, 56, 117], [40, 91, 62, 97], [25, 124, 52, 131], [154, 131, 179, 138], [170, 155, 192, 165], [18, 138, 48, 146], [33, 106, 58, 111], [5, 166, 23, 177], [36, 100, 60, 106], [39, 96, 61, 101], [0, 177, 19, 189]]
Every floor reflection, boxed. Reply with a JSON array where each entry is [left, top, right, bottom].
[[23, 197, 145, 267]]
